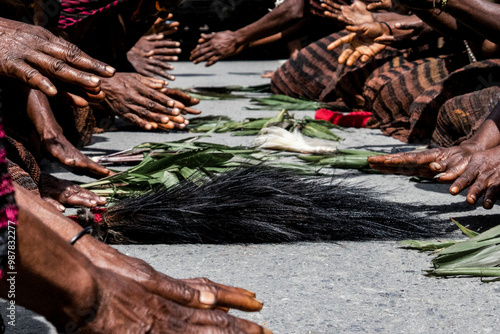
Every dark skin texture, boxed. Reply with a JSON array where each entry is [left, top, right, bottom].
[[322, 0, 375, 25], [7, 185, 270, 333], [0, 17, 114, 98], [190, 0, 307, 66], [369, 102, 500, 209], [128, 17, 181, 80], [100, 73, 200, 130], [1, 185, 271, 333]]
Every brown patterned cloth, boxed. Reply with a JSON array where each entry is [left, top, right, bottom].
[[271, 28, 498, 147], [270, 30, 404, 106]]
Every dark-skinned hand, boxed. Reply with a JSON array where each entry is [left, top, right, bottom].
[[85, 239, 266, 314], [322, 1, 374, 26], [0, 18, 114, 98], [26, 89, 112, 178], [61, 266, 272, 333], [190, 31, 246, 67], [327, 22, 388, 66], [100, 73, 200, 130], [373, 20, 434, 47], [40, 173, 107, 212], [128, 34, 181, 80], [363, 0, 394, 11], [368, 142, 500, 208]]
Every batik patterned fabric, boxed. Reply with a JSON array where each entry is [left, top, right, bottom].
[[58, 0, 126, 29], [271, 29, 498, 146], [0, 120, 19, 280]]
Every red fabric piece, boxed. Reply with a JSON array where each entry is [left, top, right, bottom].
[[68, 207, 106, 224], [315, 109, 372, 128]]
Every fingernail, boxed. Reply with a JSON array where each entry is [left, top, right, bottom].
[[90, 200, 97, 205], [484, 200, 493, 209], [59, 205, 66, 211], [434, 173, 446, 179], [105, 66, 116, 74], [450, 186, 459, 194], [145, 124, 152, 130], [47, 86, 58, 95], [199, 291, 216, 306], [161, 117, 169, 124], [175, 42, 180, 47], [99, 197, 107, 202], [90, 76, 100, 84], [184, 119, 190, 125], [172, 108, 180, 114], [430, 162, 441, 171]]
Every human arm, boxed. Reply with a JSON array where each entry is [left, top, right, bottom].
[[190, 0, 307, 66], [13, 183, 265, 313], [2, 190, 269, 332], [368, 101, 500, 208], [99, 73, 200, 130]]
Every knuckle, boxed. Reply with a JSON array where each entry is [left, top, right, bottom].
[[65, 44, 83, 62], [51, 59, 67, 73]]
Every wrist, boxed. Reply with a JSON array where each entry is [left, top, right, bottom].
[[379, 22, 393, 35]]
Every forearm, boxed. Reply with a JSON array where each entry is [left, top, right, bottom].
[[0, 204, 98, 327], [461, 101, 500, 150], [13, 184, 140, 278], [447, 0, 500, 44], [234, 0, 307, 46], [410, 9, 478, 39]]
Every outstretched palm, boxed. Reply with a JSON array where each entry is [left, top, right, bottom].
[[327, 22, 387, 66]]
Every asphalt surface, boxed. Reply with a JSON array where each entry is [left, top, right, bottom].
[[2, 61, 500, 333]]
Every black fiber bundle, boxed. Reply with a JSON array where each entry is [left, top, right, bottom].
[[101, 167, 445, 244]]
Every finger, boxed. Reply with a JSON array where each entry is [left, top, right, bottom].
[[139, 76, 167, 89], [59, 92, 89, 108], [327, 33, 355, 51], [193, 50, 219, 64], [146, 58, 175, 71], [146, 33, 165, 41], [435, 159, 470, 183], [200, 33, 215, 40], [154, 121, 176, 130], [139, 86, 184, 111], [39, 39, 115, 77], [483, 184, 500, 209], [181, 107, 202, 115], [449, 167, 479, 195], [160, 88, 200, 106], [181, 278, 257, 298], [345, 25, 360, 32], [42, 197, 66, 212], [151, 47, 182, 56], [466, 177, 487, 205], [153, 40, 181, 49], [206, 55, 221, 67], [374, 35, 395, 44], [346, 50, 362, 66], [360, 54, 371, 62], [394, 21, 424, 30], [25, 52, 103, 90], [338, 48, 354, 64], [149, 55, 179, 62], [8, 60, 58, 96], [120, 112, 156, 130], [129, 103, 170, 124]]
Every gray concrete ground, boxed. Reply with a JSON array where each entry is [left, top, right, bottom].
[[2, 61, 500, 333]]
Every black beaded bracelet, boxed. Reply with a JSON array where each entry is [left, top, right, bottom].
[[69, 226, 93, 246]]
